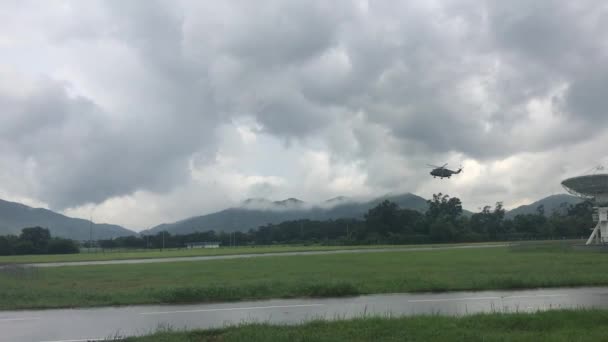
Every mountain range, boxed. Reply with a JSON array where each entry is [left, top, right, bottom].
[[504, 194, 582, 219], [0, 193, 584, 240], [143, 193, 584, 235], [0, 199, 134, 240]]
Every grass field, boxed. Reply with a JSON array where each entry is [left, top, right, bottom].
[[2, 243, 608, 310], [0, 242, 508, 264], [0, 245, 388, 264], [122, 309, 608, 342]]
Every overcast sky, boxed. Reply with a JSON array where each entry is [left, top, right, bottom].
[[1, 0, 608, 230]]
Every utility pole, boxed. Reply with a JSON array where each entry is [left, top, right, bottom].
[[89, 211, 93, 253]]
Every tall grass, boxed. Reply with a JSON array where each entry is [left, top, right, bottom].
[[121, 309, 608, 342]]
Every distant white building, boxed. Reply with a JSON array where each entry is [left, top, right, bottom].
[[185, 241, 220, 249]]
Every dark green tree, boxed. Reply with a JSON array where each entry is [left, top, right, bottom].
[[0, 236, 15, 255], [365, 200, 402, 236], [426, 193, 463, 222], [19, 227, 51, 253], [13, 240, 36, 255], [399, 208, 425, 235], [469, 202, 505, 239], [429, 216, 456, 242], [47, 238, 79, 254], [513, 213, 546, 238]]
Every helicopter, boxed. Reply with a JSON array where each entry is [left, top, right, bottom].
[[427, 163, 463, 179]]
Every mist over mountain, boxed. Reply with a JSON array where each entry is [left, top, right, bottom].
[[142, 193, 430, 235], [0, 199, 135, 240], [240, 197, 308, 211]]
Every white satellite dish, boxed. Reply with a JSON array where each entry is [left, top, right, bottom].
[[562, 167, 608, 245]]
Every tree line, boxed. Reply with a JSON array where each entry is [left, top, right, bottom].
[[96, 193, 594, 249], [0, 227, 79, 256]]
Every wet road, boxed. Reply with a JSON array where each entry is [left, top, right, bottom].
[[2, 286, 608, 342], [17, 243, 508, 268]]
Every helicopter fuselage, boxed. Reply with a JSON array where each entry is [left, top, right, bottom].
[[430, 168, 461, 179]]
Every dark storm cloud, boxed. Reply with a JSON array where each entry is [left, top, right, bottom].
[[338, 0, 608, 159], [2, 0, 608, 213], [0, 0, 226, 209], [220, 2, 343, 68], [565, 70, 608, 121], [0, 76, 203, 208], [485, 0, 608, 126]]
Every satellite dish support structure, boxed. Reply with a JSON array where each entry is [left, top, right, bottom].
[[587, 207, 607, 244], [561, 172, 608, 245]]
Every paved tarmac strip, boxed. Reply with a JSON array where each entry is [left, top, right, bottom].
[[9, 243, 508, 268], [2, 287, 608, 342]]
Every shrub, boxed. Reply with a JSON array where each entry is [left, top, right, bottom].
[[47, 239, 79, 254]]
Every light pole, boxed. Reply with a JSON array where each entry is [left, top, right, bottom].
[[89, 209, 94, 253], [346, 222, 349, 238]]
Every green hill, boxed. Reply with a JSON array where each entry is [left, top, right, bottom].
[[504, 194, 582, 218], [0, 199, 135, 240]]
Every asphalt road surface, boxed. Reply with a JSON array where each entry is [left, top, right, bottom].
[[17, 243, 508, 268], [2, 287, 608, 342]]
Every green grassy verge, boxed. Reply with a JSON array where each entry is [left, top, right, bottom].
[[0, 245, 392, 264], [122, 310, 608, 342], [1, 244, 607, 310], [0, 242, 507, 264]]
